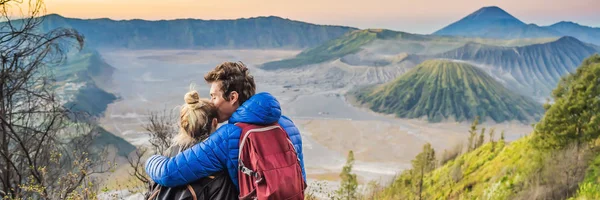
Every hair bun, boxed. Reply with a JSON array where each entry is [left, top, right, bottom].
[[184, 91, 200, 105]]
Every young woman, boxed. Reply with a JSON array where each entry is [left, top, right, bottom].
[[147, 90, 238, 200]]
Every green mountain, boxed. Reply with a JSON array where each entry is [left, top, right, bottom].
[[374, 54, 600, 200], [432, 36, 600, 97], [433, 6, 600, 45], [260, 29, 555, 70], [352, 60, 542, 123], [39, 14, 356, 49]]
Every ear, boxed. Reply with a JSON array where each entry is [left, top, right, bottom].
[[229, 91, 239, 105], [211, 118, 218, 132]]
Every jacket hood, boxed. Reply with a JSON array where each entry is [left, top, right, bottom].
[[228, 92, 282, 125]]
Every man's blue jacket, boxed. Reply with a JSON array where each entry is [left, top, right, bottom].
[[144, 92, 306, 188]]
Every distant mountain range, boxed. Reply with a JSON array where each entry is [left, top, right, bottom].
[[431, 36, 600, 97], [260, 29, 556, 70], [434, 6, 600, 45], [40, 14, 356, 49], [352, 60, 543, 122], [546, 21, 600, 46], [262, 28, 599, 98]]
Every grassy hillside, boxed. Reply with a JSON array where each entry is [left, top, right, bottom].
[[352, 60, 542, 123], [372, 54, 600, 199], [39, 14, 356, 49]]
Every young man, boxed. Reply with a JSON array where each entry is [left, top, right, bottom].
[[144, 62, 306, 189]]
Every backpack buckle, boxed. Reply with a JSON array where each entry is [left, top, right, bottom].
[[239, 164, 260, 178]]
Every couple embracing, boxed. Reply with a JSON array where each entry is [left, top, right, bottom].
[[144, 62, 306, 200]]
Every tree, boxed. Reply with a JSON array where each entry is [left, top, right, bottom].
[[476, 128, 486, 149], [439, 143, 462, 166], [411, 143, 436, 200], [467, 117, 479, 151], [489, 128, 496, 152], [534, 54, 600, 150], [128, 109, 177, 192], [336, 150, 358, 200], [0, 0, 105, 199], [450, 161, 462, 183]]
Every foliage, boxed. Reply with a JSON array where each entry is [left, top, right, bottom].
[[477, 128, 486, 150], [335, 151, 359, 200], [411, 143, 436, 200], [440, 143, 463, 166], [534, 54, 600, 150], [0, 0, 115, 198], [126, 109, 178, 196]]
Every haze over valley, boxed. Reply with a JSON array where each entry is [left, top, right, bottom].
[[37, 4, 600, 199]]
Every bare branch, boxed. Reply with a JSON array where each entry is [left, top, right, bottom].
[[0, 0, 101, 198]]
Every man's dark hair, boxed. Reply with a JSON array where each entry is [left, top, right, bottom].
[[204, 61, 256, 105]]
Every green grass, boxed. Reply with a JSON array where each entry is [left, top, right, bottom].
[[376, 136, 546, 199], [569, 146, 600, 199]]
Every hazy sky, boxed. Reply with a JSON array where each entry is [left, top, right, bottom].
[[37, 0, 600, 34]]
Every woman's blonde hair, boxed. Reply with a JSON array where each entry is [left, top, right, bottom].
[[172, 89, 218, 148]]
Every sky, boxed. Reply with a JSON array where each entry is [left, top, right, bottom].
[[28, 0, 600, 34]]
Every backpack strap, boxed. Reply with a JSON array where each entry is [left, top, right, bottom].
[[147, 186, 161, 200], [186, 185, 198, 200], [237, 124, 282, 179]]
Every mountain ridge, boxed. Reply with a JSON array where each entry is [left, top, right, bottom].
[[39, 14, 357, 49], [433, 6, 600, 45], [431, 36, 600, 97], [260, 29, 558, 70]]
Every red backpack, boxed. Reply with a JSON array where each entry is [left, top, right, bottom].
[[236, 122, 306, 200]]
